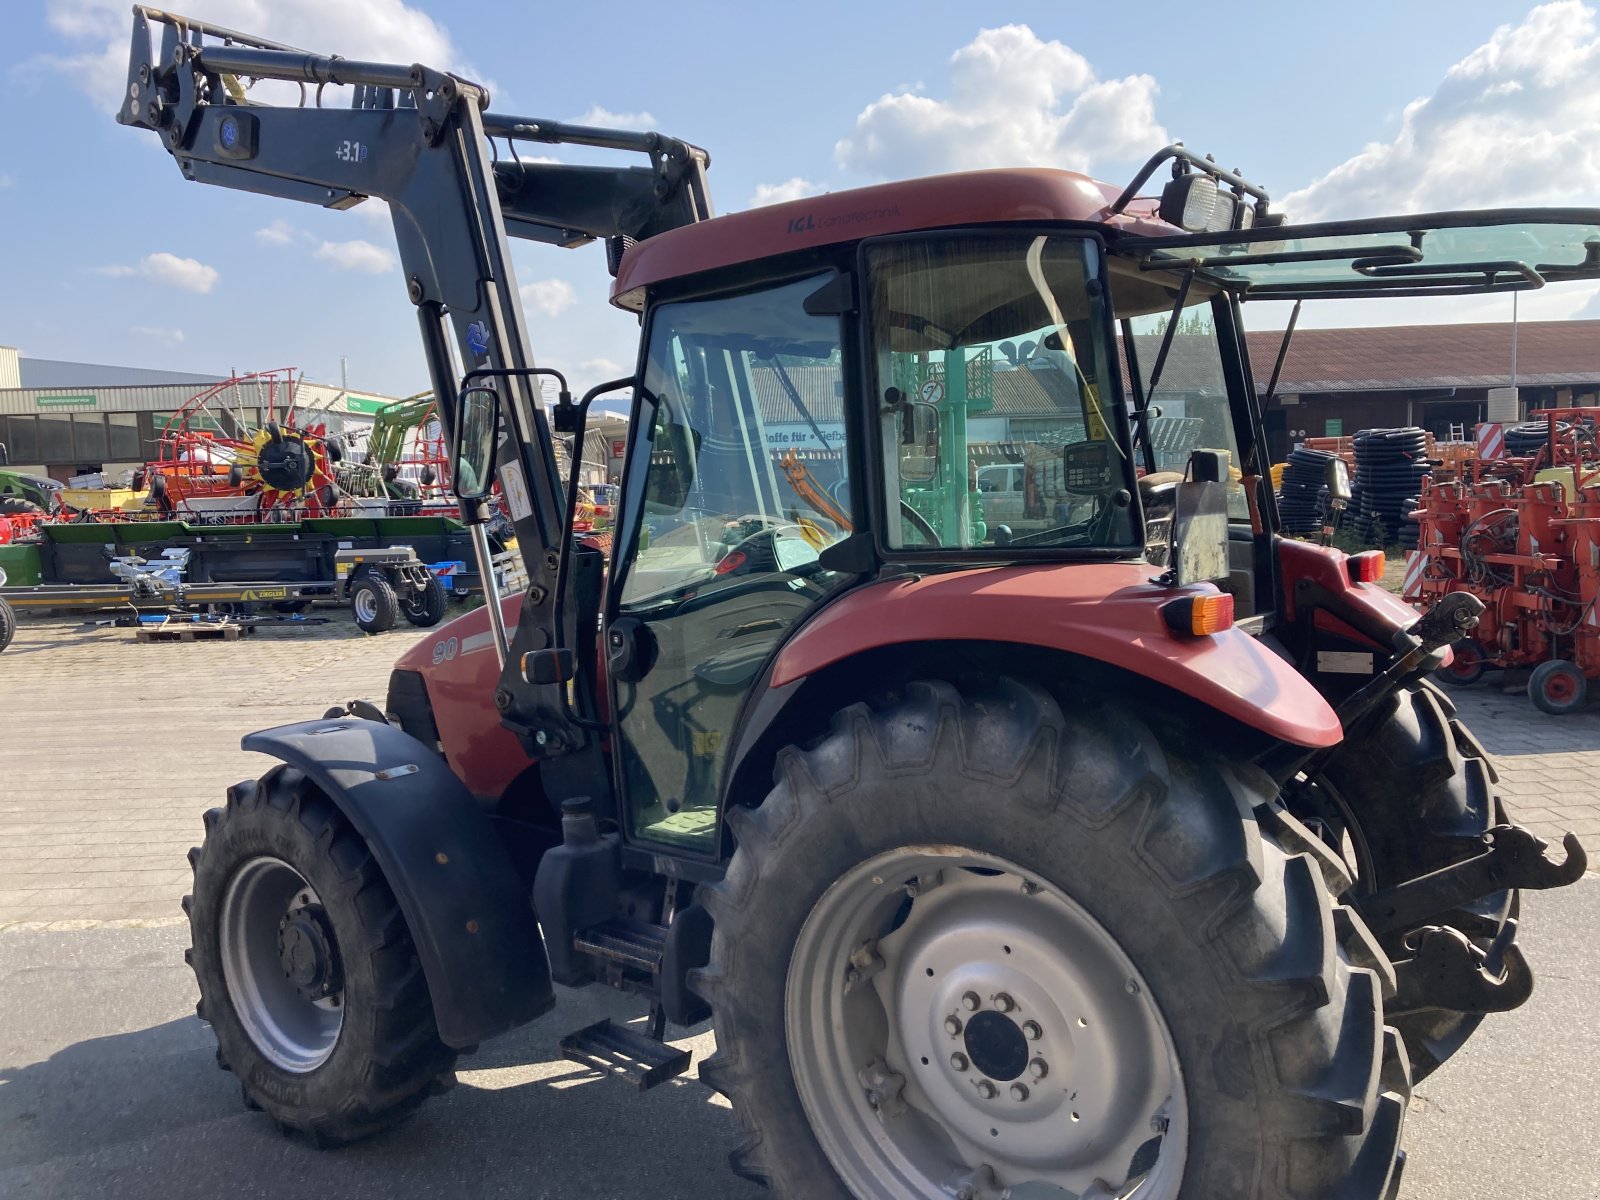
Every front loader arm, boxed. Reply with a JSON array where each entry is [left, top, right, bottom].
[[117, 7, 709, 762]]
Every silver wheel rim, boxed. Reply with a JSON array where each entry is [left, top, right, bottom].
[[354, 587, 378, 624], [786, 847, 1187, 1199], [219, 856, 344, 1072]]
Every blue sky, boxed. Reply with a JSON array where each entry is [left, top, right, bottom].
[[2, 1, 1597, 399]]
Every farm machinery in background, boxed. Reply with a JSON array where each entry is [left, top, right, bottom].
[[141, 369, 346, 520], [1405, 408, 1600, 712]]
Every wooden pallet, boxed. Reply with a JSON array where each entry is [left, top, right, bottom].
[[135, 622, 255, 643]]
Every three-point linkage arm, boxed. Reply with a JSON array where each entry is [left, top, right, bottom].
[[117, 7, 712, 757]]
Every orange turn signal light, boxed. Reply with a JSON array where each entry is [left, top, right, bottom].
[[1161, 592, 1235, 637], [1347, 550, 1385, 584]]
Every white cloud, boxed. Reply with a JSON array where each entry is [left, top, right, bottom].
[[255, 219, 298, 247], [142, 252, 220, 293], [749, 178, 829, 208], [0, 174, 13, 190], [313, 239, 397, 273], [95, 252, 219, 293], [1283, 2, 1600, 221], [579, 357, 626, 378], [520, 278, 578, 317], [129, 324, 186, 345], [34, 0, 461, 108], [835, 25, 1166, 178], [570, 105, 657, 130]]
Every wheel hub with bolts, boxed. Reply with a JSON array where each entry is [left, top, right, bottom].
[[277, 901, 342, 1003], [786, 847, 1187, 1198], [219, 857, 345, 1073]]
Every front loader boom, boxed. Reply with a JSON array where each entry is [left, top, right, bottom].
[[118, 6, 712, 756]]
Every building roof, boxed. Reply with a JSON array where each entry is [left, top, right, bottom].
[[1243, 319, 1600, 395], [18, 357, 227, 389]]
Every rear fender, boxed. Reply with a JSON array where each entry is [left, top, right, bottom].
[[769, 563, 1341, 748], [1277, 536, 1420, 650], [243, 717, 554, 1049]]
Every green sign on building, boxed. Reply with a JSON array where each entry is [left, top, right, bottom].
[[36, 393, 97, 409]]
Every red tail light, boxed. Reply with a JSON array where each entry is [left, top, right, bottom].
[[1347, 551, 1385, 584], [714, 550, 748, 575]]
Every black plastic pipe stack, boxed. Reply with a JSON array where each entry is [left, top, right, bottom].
[[1352, 427, 1431, 548], [1277, 447, 1340, 536]]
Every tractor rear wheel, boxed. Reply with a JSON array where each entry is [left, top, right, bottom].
[[351, 574, 399, 633], [696, 680, 1408, 1200], [1308, 680, 1512, 1080], [0, 596, 14, 653], [0, 496, 43, 516], [184, 765, 457, 1144]]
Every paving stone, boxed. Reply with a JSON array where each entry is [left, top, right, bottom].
[[1, 613, 1594, 927]]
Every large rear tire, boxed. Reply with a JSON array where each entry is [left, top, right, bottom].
[[0, 597, 14, 654], [1308, 680, 1512, 1080], [0, 496, 43, 516], [184, 765, 457, 1144], [696, 679, 1408, 1199]]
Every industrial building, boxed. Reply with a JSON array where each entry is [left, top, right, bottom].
[[0, 347, 400, 483]]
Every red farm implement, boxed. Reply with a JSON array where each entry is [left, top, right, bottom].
[[1406, 408, 1600, 712]]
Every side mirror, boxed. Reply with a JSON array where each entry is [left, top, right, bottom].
[[1325, 457, 1352, 505], [1170, 449, 1230, 586], [898, 400, 940, 484], [644, 416, 701, 511], [452, 385, 500, 502]]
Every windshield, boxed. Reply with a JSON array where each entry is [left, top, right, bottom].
[[866, 234, 1137, 552]]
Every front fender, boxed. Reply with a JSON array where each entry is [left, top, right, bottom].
[[242, 718, 554, 1048], [771, 563, 1341, 748]]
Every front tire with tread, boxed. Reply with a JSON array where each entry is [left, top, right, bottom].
[[184, 765, 457, 1145], [695, 679, 1408, 1199]]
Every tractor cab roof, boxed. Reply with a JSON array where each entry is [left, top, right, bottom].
[[610, 168, 1185, 309], [613, 170, 1600, 311]]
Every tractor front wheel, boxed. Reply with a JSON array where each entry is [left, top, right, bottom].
[[696, 680, 1408, 1200], [184, 766, 457, 1144]]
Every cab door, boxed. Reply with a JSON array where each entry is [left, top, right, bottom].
[[605, 273, 855, 857]]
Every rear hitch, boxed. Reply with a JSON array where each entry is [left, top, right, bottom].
[[1389, 920, 1533, 1016], [1356, 824, 1587, 938]]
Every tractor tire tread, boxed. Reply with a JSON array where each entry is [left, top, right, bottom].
[[695, 678, 1406, 1199], [185, 764, 456, 1146]]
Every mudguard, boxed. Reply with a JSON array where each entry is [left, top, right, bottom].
[[242, 717, 554, 1048], [769, 562, 1342, 747]]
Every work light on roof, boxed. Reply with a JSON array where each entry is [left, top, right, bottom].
[[1160, 173, 1218, 233]]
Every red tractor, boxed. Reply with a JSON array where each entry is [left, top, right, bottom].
[[122, 11, 1590, 1198]]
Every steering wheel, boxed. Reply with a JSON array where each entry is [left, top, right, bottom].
[[899, 500, 939, 546]]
